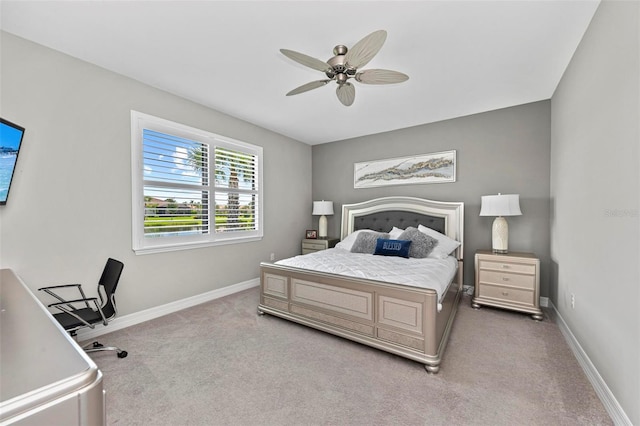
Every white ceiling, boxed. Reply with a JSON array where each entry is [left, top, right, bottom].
[[1, 1, 599, 145]]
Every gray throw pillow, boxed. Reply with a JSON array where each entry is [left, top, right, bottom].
[[398, 227, 439, 258], [350, 232, 390, 254]]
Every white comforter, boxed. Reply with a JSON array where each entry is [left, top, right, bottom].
[[275, 248, 458, 309]]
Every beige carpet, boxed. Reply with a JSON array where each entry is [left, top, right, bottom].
[[89, 287, 611, 425]]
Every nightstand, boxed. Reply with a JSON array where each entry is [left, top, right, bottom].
[[302, 238, 339, 254], [472, 250, 543, 320]]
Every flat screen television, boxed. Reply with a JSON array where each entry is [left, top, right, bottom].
[[0, 118, 26, 205]]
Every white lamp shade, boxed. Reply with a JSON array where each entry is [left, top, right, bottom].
[[312, 201, 334, 216], [479, 194, 522, 217]]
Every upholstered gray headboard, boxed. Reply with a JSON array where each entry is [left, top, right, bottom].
[[353, 211, 446, 235], [341, 196, 464, 260]]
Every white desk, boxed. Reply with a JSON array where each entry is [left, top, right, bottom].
[[0, 269, 105, 425]]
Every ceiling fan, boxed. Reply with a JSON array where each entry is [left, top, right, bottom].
[[280, 30, 409, 106]]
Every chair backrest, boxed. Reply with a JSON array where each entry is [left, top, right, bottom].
[[98, 258, 124, 318]]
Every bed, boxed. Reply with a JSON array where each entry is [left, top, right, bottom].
[[257, 196, 464, 373]]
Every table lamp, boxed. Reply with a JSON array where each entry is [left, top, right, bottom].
[[479, 193, 522, 253], [312, 200, 334, 238]]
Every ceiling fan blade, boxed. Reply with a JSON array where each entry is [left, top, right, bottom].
[[355, 69, 409, 85], [344, 30, 387, 69], [286, 80, 331, 96], [280, 49, 331, 72], [336, 83, 355, 106]]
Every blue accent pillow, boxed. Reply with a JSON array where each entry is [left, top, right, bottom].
[[374, 238, 412, 258]]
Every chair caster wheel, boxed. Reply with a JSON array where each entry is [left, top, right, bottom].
[[117, 351, 128, 358], [93, 342, 104, 348]]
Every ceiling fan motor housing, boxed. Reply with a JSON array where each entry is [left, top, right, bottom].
[[326, 48, 356, 83]]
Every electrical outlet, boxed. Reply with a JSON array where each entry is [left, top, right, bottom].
[[571, 293, 575, 309], [270, 252, 275, 261]]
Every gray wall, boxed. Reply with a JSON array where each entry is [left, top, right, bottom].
[[550, 1, 639, 423], [313, 101, 551, 292], [0, 31, 312, 315]]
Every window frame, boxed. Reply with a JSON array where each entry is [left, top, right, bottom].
[[131, 111, 263, 255]]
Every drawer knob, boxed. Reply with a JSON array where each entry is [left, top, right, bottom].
[[502, 277, 510, 281], [502, 265, 509, 269], [502, 291, 509, 296]]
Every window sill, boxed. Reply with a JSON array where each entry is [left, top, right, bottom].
[[133, 236, 263, 255]]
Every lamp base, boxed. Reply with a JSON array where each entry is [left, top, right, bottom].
[[492, 216, 509, 254], [318, 215, 328, 238]]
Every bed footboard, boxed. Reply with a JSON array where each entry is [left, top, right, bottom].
[[258, 261, 462, 373]]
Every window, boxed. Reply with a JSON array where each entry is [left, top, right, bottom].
[[131, 111, 263, 254]]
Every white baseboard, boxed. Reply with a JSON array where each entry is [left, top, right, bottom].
[[550, 300, 631, 426], [77, 277, 260, 341]]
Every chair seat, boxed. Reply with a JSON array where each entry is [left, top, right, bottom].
[[53, 308, 104, 330]]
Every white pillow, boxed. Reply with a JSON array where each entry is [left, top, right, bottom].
[[418, 224, 461, 259], [335, 229, 375, 251], [389, 226, 404, 239]]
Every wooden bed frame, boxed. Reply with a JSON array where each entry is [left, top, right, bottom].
[[257, 196, 464, 373]]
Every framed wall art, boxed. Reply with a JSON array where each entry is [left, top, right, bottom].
[[354, 150, 456, 189]]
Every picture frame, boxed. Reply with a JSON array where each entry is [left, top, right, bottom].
[[305, 229, 318, 239], [354, 150, 456, 188]]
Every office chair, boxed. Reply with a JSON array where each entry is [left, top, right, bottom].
[[38, 258, 128, 358]]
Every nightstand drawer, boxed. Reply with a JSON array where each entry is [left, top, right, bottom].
[[301, 238, 339, 254], [478, 260, 536, 275], [478, 270, 535, 290], [302, 241, 327, 251], [479, 284, 533, 305]]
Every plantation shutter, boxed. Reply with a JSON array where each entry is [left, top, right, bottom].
[[142, 129, 209, 237], [213, 146, 259, 233]]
